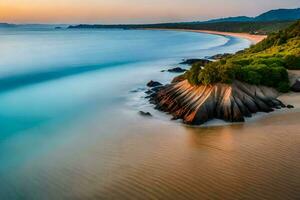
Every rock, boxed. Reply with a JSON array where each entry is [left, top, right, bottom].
[[180, 59, 212, 66], [145, 86, 164, 94], [145, 90, 153, 95], [151, 86, 164, 92], [147, 80, 162, 87], [130, 87, 145, 93], [172, 74, 186, 83], [208, 53, 232, 60], [139, 111, 152, 117], [291, 79, 300, 92], [167, 67, 186, 73], [287, 105, 294, 109], [148, 80, 283, 125]]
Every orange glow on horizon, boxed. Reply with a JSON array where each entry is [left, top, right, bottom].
[[1, 0, 299, 24], [0, 1, 205, 24], [0, 2, 137, 23]]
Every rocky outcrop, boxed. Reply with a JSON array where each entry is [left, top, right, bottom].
[[291, 79, 300, 92], [171, 74, 186, 83], [180, 59, 212, 66], [208, 53, 232, 60], [167, 67, 186, 73], [139, 111, 152, 117], [149, 80, 285, 125], [147, 80, 162, 87]]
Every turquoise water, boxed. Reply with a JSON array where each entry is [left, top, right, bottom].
[[0, 29, 249, 138], [0, 28, 263, 199]]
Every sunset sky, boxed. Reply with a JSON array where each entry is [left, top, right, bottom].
[[1, 0, 300, 24]]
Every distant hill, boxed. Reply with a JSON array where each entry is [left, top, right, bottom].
[[0, 23, 16, 28], [2, 7, 299, 34], [0, 23, 69, 29], [69, 21, 294, 35], [69, 8, 300, 34], [205, 16, 253, 23], [255, 8, 300, 21], [205, 8, 300, 23]]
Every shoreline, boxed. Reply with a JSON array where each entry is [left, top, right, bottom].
[[143, 28, 267, 44], [143, 29, 299, 126]]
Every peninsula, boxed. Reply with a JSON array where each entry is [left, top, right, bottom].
[[148, 21, 300, 125]]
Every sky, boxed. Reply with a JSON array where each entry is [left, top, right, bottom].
[[0, 0, 300, 24]]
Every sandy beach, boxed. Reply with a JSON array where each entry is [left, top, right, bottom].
[[144, 28, 267, 44]]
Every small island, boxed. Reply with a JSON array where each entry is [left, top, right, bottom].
[[149, 21, 300, 125]]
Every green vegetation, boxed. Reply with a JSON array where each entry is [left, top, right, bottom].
[[185, 20, 300, 93], [69, 8, 300, 34], [69, 21, 294, 35]]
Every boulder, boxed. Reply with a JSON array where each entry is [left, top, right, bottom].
[[145, 86, 164, 94], [147, 80, 162, 87], [180, 59, 212, 66], [151, 86, 164, 92], [139, 111, 152, 117], [130, 87, 145, 93], [171, 74, 186, 83], [145, 90, 153, 95], [167, 67, 186, 73], [208, 53, 232, 60], [291, 79, 300, 92]]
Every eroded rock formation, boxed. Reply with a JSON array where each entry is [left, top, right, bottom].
[[149, 80, 285, 125]]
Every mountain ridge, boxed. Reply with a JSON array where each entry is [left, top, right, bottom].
[[204, 8, 300, 23]]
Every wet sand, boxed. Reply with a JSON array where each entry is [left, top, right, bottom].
[[4, 107, 299, 200]]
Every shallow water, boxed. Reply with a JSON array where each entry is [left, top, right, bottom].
[[0, 28, 299, 200]]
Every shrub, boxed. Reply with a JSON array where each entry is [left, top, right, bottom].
[[235, 64, 289, 88], [232, 58, 252, 65], [198, 62, 220, 84], [277, 82, 290, 93], [252, 57, 284, 67], [239, 68, 262, 85], [284, 55, 300, 69], [186, 63, 202, 85]]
